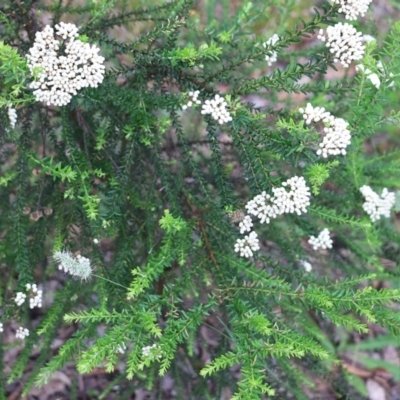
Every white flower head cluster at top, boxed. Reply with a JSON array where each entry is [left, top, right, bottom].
[[53, 250, 93, 280], [234, 231, 260, 258], [182, 90, 201, 110], [360, 185, 395, 222], [317, 23, 365, 68], [246, 176, 311, 226], [142, 344, 161, 358], [201, 94, 232, 125], [308, 228, 333, 250], [16, 326, 29, 340], [27, 22, 105, 106], [331, 0, 373, 21], [263, 34, 279, 66], [299, 103, 351, 158], [8, 106, 17, 128]]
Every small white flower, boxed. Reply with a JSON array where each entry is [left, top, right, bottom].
[[142, 343, 161, 358], [308, 228, 333, 250], [360, 185, 395, 222], [16, 326, 29, 340], [234, 231, 260, 258], [15, 292, 27, 307], [331, 0, 372, 21], [356, 64, 380, 89], [0, 322, 3, 333], [263, 34, 279, 66], [376, 61, 395, 88], [182, 90, 201, 110], [8, 106, 17, 128], [362, 34, 376, 43], [238, 215, 253, 234], [300, 260, 312, 272], [201, 94, 232, 125], [318, 23, 365, 68], [53, 250, 93, 280], [93, 238, 99, 244]]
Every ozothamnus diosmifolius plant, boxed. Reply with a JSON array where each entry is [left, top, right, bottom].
[[0, 0, 400, 398]]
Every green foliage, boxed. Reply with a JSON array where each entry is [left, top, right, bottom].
[[0, 0, 400, 399]]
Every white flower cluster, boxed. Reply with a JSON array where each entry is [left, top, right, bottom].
[[360, 185, 395, 222], [201, 94, 232, 124], [245, 176, 311, 226], [235, 177, 311, 259], [234, 231, 260, 258], [16, 326, 29, 340], [273, 176, 311, 215], [239, 215, 253, 234], [27, 22, 105, 106], [308, 228, 333, 250], [263, 34, 279, 66], [27, 283, 43, 308], [318, 23, 365, 68], [53, 250, 93, 280], [142, 343, 161, 358], [331, 0, 372, 21], [182, 90, 201, 110], [8, 106, 17, 128], [14, 283, 42, 308], [0, 322, 3, 333], [299, 103, 351, 158], [15, 292, 27, 306]]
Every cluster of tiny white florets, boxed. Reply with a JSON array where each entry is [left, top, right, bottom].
[[272, 176, 311, 215], [308, 228, 333, 250], [234, 231, 260, 258], [53, 250, 93, 280], [16, 326, 29, 340], [331, 0, 372, 21], [245, 176, 311, 226], [8, 106, 17, 128], [317, 22, 365, 68], [299, 103, 352, 158], [142, 344, 161, 358], [0, 322, 3, 333], [26, 283, 43, 308], [14, 291, 27, 306], [360, 185, 395, 222], [263, 34, 279, 66], [182, 90, 201, 110], [299, 103, 332, 125], [239, 215, 253, 234], [27, 22, 105, 106], [201, 94, 232, 124], [14, 283, 43, 308]]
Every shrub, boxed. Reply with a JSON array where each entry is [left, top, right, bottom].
[[0, 0, 400, 398]]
